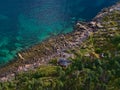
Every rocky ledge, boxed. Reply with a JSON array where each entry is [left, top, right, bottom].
[[0, 2, 120, 82]]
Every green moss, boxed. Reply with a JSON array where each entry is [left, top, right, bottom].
[[49, 58, 58, 65]]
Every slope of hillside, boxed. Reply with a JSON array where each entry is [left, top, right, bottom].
[[0, 2, 120, 90]]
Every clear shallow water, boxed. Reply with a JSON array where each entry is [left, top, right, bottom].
[[0, 0, 118, 66]]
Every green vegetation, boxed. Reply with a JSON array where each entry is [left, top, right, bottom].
[[0, 8, 120, 90]]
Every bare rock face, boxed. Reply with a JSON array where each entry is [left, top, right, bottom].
[[90, 21, 96, 27], [18, 53, 25, 60], [96, 23, 103, 28], [74, 22, 88, 31], [88, 21, 103, 29]]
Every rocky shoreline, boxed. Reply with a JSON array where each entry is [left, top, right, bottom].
[[0, 2, 120, 82]]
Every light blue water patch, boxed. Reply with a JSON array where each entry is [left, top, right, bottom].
[[0, 14, 8, 20], [0, 37, 9, 47], [0, 0, 118, 66]]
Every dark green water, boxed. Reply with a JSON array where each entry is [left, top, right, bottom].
[[0, 0, 118, 66]]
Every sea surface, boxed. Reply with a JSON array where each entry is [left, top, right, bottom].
[[0, 0, 118, 66]]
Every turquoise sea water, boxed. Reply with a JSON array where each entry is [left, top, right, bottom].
[[0, 0, 118, 66]]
